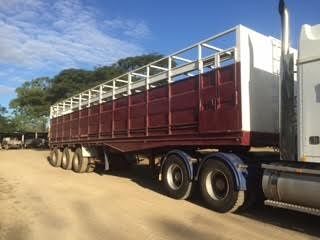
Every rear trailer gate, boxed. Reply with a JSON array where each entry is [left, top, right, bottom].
[[50, 25, 281, 152]]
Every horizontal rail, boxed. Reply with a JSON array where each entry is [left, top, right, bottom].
[[50, 26, 238, 118]]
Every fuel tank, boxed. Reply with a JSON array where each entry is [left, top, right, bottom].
[[262, 168, 320, 209]]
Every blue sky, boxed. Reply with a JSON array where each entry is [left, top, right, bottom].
[[0, 0, 319, 108]]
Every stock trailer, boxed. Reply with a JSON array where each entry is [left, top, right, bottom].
[[49, 1, 320, 214]]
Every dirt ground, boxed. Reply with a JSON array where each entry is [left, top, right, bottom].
[[0, 150, 319, 240]]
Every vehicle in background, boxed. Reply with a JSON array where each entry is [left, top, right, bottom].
[[24, 138, 49, 149], [23, 139, 34, 148], [1, 137, 23, 150]]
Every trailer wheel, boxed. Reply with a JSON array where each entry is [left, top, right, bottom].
[[61, 147, 72, 170], [49, 147, 62, 167], [199, 160, 244, 213], [162, 154, 193, 200], [72, 148, 88, 173]]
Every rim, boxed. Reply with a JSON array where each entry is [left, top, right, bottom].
[[205, 169, 229, 201], [62, 152, 67, 166], [73, 154, 79, 170], [167, 163, 184, 190], [51, 150, 57, 163]]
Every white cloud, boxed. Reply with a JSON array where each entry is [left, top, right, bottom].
[[0, 85, 15, 94], [104, 18, 151, 38], [0, 0, 44, 14], [0, 0, 150, 69]]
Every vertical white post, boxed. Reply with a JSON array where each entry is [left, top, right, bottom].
[[99, 85, 103, 104], [168, 57, 172, 83], [146, 66, 150, 90], [70, 98, 73, 110], [128, 73, 132, 95], [88, 90, 91, 107], [198, 44, 203, 73], [215, 54, 220, 68], [79, 94, 82, 110], [235, 25, 241, 63], [112, 80, 116, 100]]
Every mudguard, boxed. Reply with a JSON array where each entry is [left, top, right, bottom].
[[196, 152, 247, 191], [160, 150, 195, 181]]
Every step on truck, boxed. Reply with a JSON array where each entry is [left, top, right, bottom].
[[48, 0, 320, 215]]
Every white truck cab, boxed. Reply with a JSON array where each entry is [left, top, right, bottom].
[[298, 24, 320, 163]]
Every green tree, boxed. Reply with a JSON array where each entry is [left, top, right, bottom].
[[0, 106, 17, 133], [0, 105, 8, 132], [10, 112, 47, 132], [10, 77, 50, 117], [10, 77, 50, 132], [46, 54, 164, 104], [46, 69, 93, 104], [9, 53, 164, 132], [114, 53, 163, 71]]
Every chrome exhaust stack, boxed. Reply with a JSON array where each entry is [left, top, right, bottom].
[[278, 0, 296, 161], [279, 0, 290, 56]]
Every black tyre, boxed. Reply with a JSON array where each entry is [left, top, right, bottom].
[[72, 148, 88, 173], [49, 147, 62, 167], [162, 154, 193, 200], [61, 147, 72, 170], [199, 160, 244, 213]]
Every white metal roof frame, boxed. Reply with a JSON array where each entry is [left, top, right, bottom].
[[50, 26, 239, 119]]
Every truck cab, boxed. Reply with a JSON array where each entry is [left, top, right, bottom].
[[298, 24, 320, 163]]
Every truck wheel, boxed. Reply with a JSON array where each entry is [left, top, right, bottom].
[[72, 148, 88, 173], [61, 147, 72, 170], [4, 145, 9, 150], [199, 160, 244, 213], [49, 148, 62, 167], [162, 154, 193, 200]]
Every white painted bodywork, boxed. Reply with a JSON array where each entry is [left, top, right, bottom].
[[298, 24, 320, 163], [237, 26, 297, 134]]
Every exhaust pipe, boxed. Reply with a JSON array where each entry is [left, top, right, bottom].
[[279, 0, 290, 56], [278, 0, 296, 161]]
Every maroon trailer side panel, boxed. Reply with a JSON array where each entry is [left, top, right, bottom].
[[50, 63, 277, 152]]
